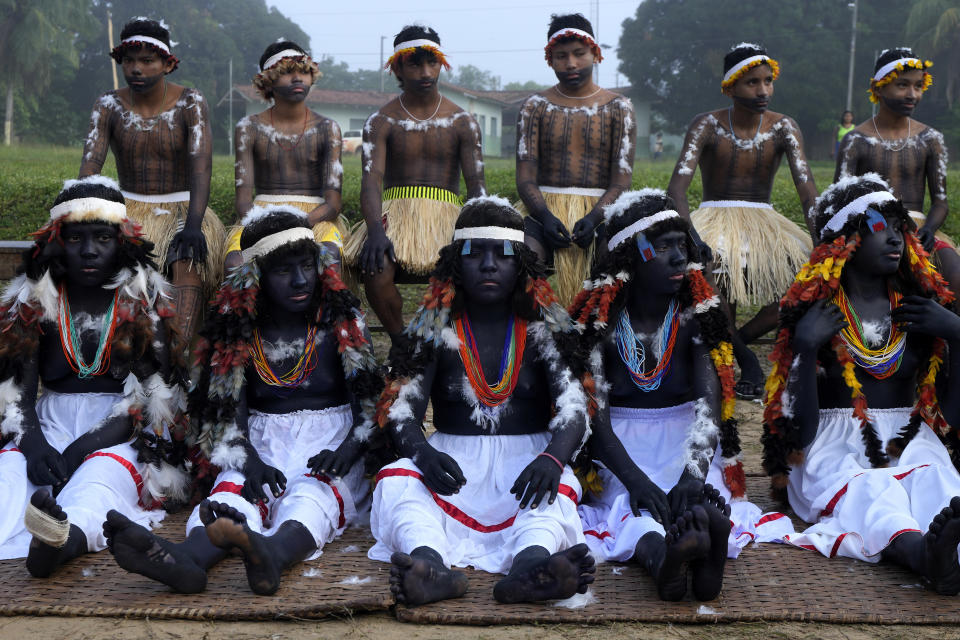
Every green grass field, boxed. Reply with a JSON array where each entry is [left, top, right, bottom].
[[1, 144, 956, 241]]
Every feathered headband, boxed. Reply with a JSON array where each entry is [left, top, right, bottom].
[[385, 38, 450, 71], [544, 27, 603, 63]]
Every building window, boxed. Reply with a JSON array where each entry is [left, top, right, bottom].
[[491, 117, 497, 135], [478, 114, 486, 134]]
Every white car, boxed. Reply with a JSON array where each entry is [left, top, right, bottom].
[[342, 130, 362, 154]]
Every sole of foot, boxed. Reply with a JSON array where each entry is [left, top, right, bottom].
[[104, 509, 207, 593], [658, 506, 710, 601], [492, 543, 596, 604], [199, 499, 281, 595], [389, 551, 468, 607], [691, 485, 732, 601], [25, 489, 70, 578], [924, 496, 960, 595]]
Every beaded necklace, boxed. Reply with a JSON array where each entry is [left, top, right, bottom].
[[251, 326, 320, 388], [834, 286, 905, 379], [615, 300, 680, 392], [455, 314, 528, 407], [57, 285, 119, 378]]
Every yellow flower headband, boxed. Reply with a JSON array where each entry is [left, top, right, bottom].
[[721, 55, 780, 91], [869, 58, 933, 104]]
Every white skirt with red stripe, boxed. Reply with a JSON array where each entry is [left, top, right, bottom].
[[786, 407, 960, 561], [186, 405, 366, 561], [0, 391, 167, 559], [367, 431, 585, 574], [578, 403, 792, 563]]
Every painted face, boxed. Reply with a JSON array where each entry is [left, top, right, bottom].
[[549, 39, 596, 89], [630, 229, 688, 296], [877, 68, 924, 117], [726, 64, 774, 112], [61, 222, 120, 288], [121, 46, 174, 93], [459, 237, 520, 306], [260, 246, 318, 315], [397, 53, 441, 94], [849, 211, 904, 276], [271, 67, 312, 102]]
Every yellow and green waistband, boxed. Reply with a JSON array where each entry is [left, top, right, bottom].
[[383, 186, 463, 206]]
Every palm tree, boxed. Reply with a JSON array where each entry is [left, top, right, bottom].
[[906, 0, 960, 107], [0, 0, 89, 145]]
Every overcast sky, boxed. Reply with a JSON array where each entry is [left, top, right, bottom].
[[267, 0, 640, 89]]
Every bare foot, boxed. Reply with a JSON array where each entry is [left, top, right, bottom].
[[691, 484, 732, 601], [389, 551, 468, 607], [657, 506, 710, 601], [104, 510, 207, 593], [492, 544, 596, 604], [924, 496, 960, 595], [26, 489, 73, 578], [199, 499, 280, 595]]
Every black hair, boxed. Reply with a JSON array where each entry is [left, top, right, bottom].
[[110, 18, 179, 71], [813, 174, 913, 242], [723, 42, 768, 75], [22, 178, 157, 283], [438, 199, 545, 322], [393, 24, 441, 48], [241, 211, 321, 319], [547, 13, 594, 39], [875, 47, 917, 74], [259, 40, 307, 71], [841, 110, 854, 121]]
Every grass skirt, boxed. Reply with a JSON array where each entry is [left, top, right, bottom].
[[343, 197, 461, 275], [691, 203, 812, 306], [124, 196, 225, 294], [515, 190, 600, 307], [223, 196, 350, 261]]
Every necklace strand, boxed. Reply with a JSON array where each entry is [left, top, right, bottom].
[[553, 85, 603, 100], [57, 286, 119, 379], [728, 106, 763, 141], [872, 115, 911, 152], [833, 286, 905, 379], [398, 94, 442, 122], [251, 326, 320, 388], [270, 106, 309, 151], [615, 301, 680, 392], [455, 314, 528, 407]]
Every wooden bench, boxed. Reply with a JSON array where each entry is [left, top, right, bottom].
[[0, 241, 30, 280]]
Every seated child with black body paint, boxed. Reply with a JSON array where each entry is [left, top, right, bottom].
[[763, 174, 960, 595], [104, 206, 383, 595], [369, 196, 596, 606], [566, 190, 788, 601], [0, 176, 188, 575]]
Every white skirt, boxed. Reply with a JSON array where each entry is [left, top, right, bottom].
[[578, 403, 792, 563], [368, 431, 584, 574], [786, 407, 960, 561], [187, 405, 367, 560], [0, 391, 166, 559]]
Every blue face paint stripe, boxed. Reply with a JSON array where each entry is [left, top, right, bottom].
[[461, 238, 472, 255], [636, 233, 656, 262]]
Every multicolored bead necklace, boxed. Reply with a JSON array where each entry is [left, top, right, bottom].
[[615, 300, 680, 391], [57, 284, 119, 378], [834, 286, 905, 379], [455, 314, 528, 407], [251, 326, 320, 388]]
